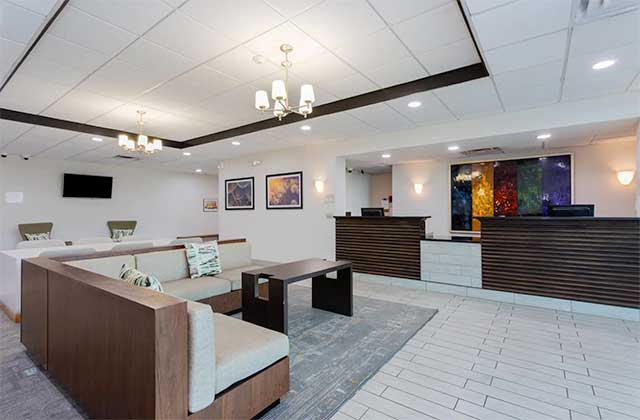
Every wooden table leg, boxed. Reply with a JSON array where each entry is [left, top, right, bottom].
[[242, 273, 288, 334], [268, 280, 287, 334], [311, 266, 353, 317]]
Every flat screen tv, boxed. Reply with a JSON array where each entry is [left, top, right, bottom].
[[63, 173, 113, 199]]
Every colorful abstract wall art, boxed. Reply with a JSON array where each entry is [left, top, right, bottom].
[[450, 154, 572, 231]]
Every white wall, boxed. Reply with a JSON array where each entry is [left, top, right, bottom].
[[0, 158, 218, 249], [345, 171, 370, 216], [392, 140, 638, 235]]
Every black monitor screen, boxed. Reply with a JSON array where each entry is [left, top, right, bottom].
[[63, 173, 113, 199], [361, 207, 385, 217], [548, 204, 594, 217]]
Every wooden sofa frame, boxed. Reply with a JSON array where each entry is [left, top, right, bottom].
[[21, 240, 287, 419]]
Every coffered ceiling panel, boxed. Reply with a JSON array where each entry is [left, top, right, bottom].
[[37, 133, 110, 160], [368, 0, 451, 25], [0, 119, 33, 147], [0, 0, 45, 44], [434, 77, 503, 118], [416, 37, 479, 75], [0, 73, 69, 113], [386, 91, 456, 125], [33, 34, 108, 73], [2, 125, 77, 156]]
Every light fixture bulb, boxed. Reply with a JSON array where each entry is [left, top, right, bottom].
[[126, 139, 136, 151], [448, 145, 459, 151], [271, 80, 286, 100], [144, 142, 154, 153], [408, 101, 421, 108], [183, 152, 191, 156], [300, 84, 315, 104], [617, 170, 635, 185], [137, 134, 148, 148], [537, 133, 552, 140], [255, 90, 269, 110], [381, 153, 391, 159], [195, 169, 203, 173], [232, 141, 240, 146], [414, 183, 423, 194], [592, 60, 615, 70], [314, 179, 325, 193], [153, 139, 162, 151], [274, 101, 285, 118], [91, 137, 103, 142], [118, 134, 129, 147], [300, 125, 311, 131]]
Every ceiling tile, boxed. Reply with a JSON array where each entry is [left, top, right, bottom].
[[393, 2, 469, 54], [484, 30, 567, 75], [8, 0, 58, 15], [334, 28, 412, 73], [434, 77, 503, 118], [0, 73, 69, 113], [48, 6, 137, 56], [368, 0, 450, 25], [180, 0, 285, 43], [471, 0, 572, 51], [143, 10, 235, 62], [292, 0, 386, 49], [630, 73, 640, 91], [0, 120, 33, 147], [320, 72, 378, 99], [244, 22, 326, 65], [33, 34, 108, 74], [416, 37, 480, 75], [205, 46, 280, 84], [570, 9, 640, 57], [87, 103, 150, 132], [263, 0, 322, 18], [348, 103, 415, 131], [1, 125, 78, 156], [494, 60, 564, 91], [79, 59, 166, 101], [199, 84, 262, 121], [363, 55, 427, 88], [36, 133, 108, 160], [464, 0, 512, 14], [386, 91, 456, 125], [117, 39, 195, 82], [44, 89, 124, 122], [0, 0, 44, 43], [0, 37, 24, 81], [69, 0, 173, 35], [18, 54, 88, 87], [290, 50, 356, 85], [497, 80, 561, 111]]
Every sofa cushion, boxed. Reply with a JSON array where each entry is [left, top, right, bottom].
[[163, 277, 231, 302], [214, 265, 268, 291], [119, 264, 164, 292], [218, 242, 252, 271], [136, 249, 189, 283], [186, 242, 222, 278], [65, 255, 135, 279], [186, 301, 215, 413], [213, 313, 289, 394]]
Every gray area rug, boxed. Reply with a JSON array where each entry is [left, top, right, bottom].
[[0, 286, 436, 420]]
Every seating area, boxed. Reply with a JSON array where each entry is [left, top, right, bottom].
[[0, 1, 638, 420]]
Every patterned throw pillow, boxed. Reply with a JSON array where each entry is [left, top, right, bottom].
[[25, 232, 50, 241], [185, 242, 221, 279], [119, 264, 164, 292], [112, 229, 133, 242]]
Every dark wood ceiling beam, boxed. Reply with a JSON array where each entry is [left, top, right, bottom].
[[0, 108, 186, 149]]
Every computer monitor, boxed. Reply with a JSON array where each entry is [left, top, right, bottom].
[[361, 207, 385, 217], [548, 204, 594, 217]]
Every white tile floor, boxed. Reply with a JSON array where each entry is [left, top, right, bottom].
[[329, 280, 640, 420]]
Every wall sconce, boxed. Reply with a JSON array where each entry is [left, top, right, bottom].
[[314, 179, 325, 193], [617, 170, 635, 185], [414, 183, 423, 194]]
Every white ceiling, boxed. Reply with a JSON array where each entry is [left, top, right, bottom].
[[346, 118, 639, 168], [0, 0, 638, 173]]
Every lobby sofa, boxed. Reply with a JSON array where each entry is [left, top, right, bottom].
[[20, 240, 289, 419]]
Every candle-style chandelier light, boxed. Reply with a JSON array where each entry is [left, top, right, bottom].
[[117, 110, 163, 154]]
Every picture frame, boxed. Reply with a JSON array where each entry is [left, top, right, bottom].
[[225, 177, 255, 210], [266, 171, 303, 210], [203, 198, 218, 212]]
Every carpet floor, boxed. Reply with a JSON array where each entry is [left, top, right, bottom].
[[0, 285, 436, 420]]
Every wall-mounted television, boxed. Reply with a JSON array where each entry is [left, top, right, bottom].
[[63, 173, 113, 199]]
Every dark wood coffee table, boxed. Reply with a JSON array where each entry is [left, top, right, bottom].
[[242, 258, 353, 334]]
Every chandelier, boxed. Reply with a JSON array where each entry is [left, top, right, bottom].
[[117, 110, 163, 154], [254, 44, 316, 120]]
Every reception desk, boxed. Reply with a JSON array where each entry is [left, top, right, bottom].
[[477, 217, 640, 308], [334, 216, 429, 280]]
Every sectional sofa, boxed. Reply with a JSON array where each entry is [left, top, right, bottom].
[[20, 239, 289, 419]]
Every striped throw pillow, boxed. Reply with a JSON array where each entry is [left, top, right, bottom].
[[25, 232, 50, 241], [119, 264, 164, 292], [185, 242, 221, 279], [112, 229, 133, 242]]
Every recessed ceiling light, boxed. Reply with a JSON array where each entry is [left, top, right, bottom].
[[381, 153, 391, 159], [448, 145, 459, 151], [407, 101, 421, 108], [91, 137, 103, 142], [537, 133, 552, 140], [592, 60, 615, 70], [300, 125, 311, 131], [232, 141, 241, 146], [195, 169, 203, 173], [252, 54, 265, 64], [183, 152, 191, 156]]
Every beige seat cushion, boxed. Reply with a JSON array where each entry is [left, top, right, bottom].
[[163, 277, 231, 301], [136, 249, 189, 283], [65, 255, 135, 279], [186, 301, 215, 413], [214, 265, 268, 290], [213, 313, 289, 394], [218, 242, 252, 271]]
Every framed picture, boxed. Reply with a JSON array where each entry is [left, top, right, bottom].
[[266, 171, 303, 210], [225, 177, 254, 210], [203, 198, 218, 212]]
